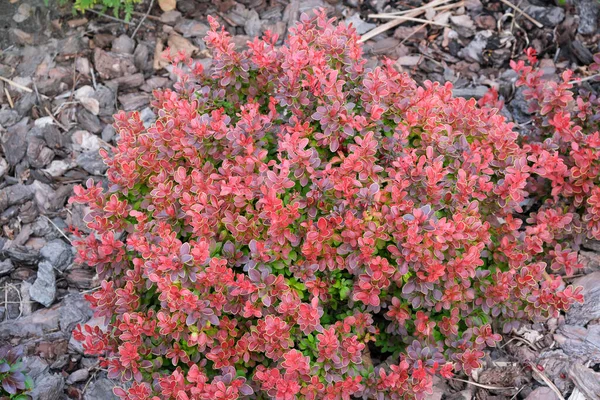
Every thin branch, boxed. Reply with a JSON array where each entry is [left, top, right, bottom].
[[0, 76, 33, 93], [130, 10, 160, 21], [373, 0, 452, 16], [527, 362, 566, 400], [42, 215, 73, 245], [4, 87, 14, 108], [367, 15, 449, 27], [86, 9, 134, 25], [498, 0, 544, 28], [510, 386, 524, 400], [360, 0, 463, 43], [569, 73, 600, 85], [44, 107, 69, 131], [449, 377, 517, 391], [80, 286, 102, 294], [131, 0, 155, 39], [90, 67, 98, 91]]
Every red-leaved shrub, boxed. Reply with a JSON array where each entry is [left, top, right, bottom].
[[71, 11, 597, 400]]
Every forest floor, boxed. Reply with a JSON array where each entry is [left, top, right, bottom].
[[1, 0, 600, 399]]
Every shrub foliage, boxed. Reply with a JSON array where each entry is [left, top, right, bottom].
[[0, 345, 32, 399], [71, 11, 597, 399]]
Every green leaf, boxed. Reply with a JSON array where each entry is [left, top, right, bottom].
[[25, 375, 34, 390], [339, 286, 350, 300]]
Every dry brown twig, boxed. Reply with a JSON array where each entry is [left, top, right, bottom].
[[527, 362, 566, 400], [449, 377, 517, 391], [498, 0, 543, 28], [44, 107, 69, 131], [360, 0, 463, 43], [42, 215, 73, 245], [131, 0, 155, 39], [0, 76, 33, 93], [4, 87, 14, 108], [368, 15, 449, 28], [86, 9, 134, 25]]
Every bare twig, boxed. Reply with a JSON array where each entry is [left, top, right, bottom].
[[373, 0, 452, 16], [498, 0, 544, 28], [527, 362, 566, 400], [131, 0, 155, 39], [42, 215, 73, 245], [0, 75, 33, 93], [90, 67, 98, 91], [130, 10, 160, 21], [449, 377, 517, 391], [82, 370, 98, 396], [4, 87, 14, 108], [86, 9, 134, 25], [360, 0, 464, 43], [367, 15, 449, 27], [32, 80, 41, 104], [80, 286, 101, 294], [432, 1, 465, 12], [509, 387, 524, 400], [401, 23, 428, 44], [569, 73, 600, 85], [44, 107, 69, 131], [360, 0, 448, 42], [2, 283, 24, 320]]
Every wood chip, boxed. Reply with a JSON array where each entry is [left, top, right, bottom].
[[67, 18, 88, 28], [158, 0, 177, 12]]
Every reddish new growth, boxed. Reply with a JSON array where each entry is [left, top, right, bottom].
[[70, 11, 593, 400]]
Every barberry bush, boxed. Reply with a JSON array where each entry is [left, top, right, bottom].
[[71, 10, 597, 399]]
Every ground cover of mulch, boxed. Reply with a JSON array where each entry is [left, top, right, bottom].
[[1, 0, 600, 398]]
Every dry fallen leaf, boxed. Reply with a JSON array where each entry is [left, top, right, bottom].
[[154, 32, 199, 70], [158, 0, 177, 12]]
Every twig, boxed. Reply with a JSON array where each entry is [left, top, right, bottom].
[[32, 80, 41, 104], [512, 335, 539, 351], [569, 73, 600, 85], [401, 23, 428, 44], [86, 9, 134, 25], [397, 2, 465, 45], [130, 10, 160, 21], [80, 286, 102, 294], [432, 1, 465, 12], [3, 283, 6, 321], [131, 0, 154, 39], [42, 215, 73, 245], [360, 0, 448, 42], [45, 107, 69, 131], [374, 0, 452, 16], [367, 15, 449, 27], [90, 67, 97, 91], [449, 377, 517, 390], [2, 283, 24, 320], [498, 0, 544, 28], [82, 370, 98, 396], [509, 387, 524, 400], [527, 362, 566, 400], [360, 0, 460, 43], [0, 75, 33, 93], [4, 87, 14, 108]]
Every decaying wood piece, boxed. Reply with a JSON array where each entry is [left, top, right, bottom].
[[566, 271, 600, 325], [554, 324, 600, 364], [568, 363, 600, 400]]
